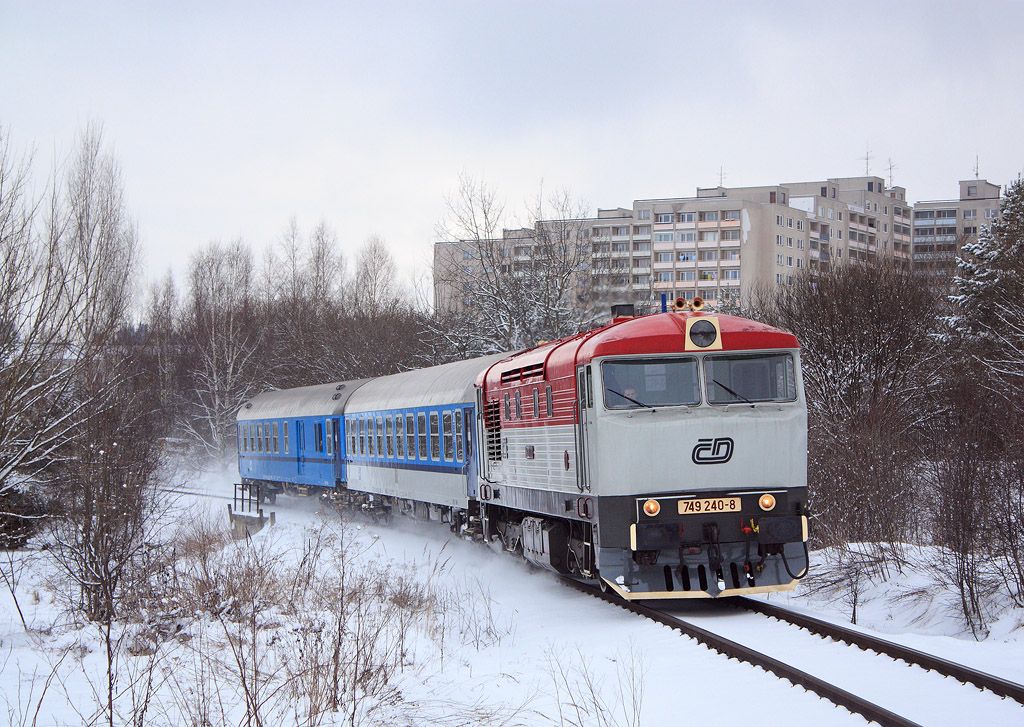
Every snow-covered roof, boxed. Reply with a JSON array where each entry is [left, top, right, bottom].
[[237, 379, 370, 421], [346, 353, 510, 413]]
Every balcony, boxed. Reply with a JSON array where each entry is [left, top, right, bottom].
[[697, 239, 720, 249]]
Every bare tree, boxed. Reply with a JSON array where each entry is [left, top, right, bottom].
[[432, 174, 599, 354], [180, 239, 264, 457], [352, 234, 397, 313], [0, 125, 137, 508]]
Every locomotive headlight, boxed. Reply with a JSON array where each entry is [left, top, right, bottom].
[[689, 319, 717, 348], [758, 493, 777, 511], [642, 499, 661, 517]]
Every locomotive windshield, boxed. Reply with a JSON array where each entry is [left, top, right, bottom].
[[602, 358, 700, 409], [704, 353, 797, 404]]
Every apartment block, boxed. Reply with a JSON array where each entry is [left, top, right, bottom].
[[912, 179, 1001, 280], [434, 176, 915, 313]]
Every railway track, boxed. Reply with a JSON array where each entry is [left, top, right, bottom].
[[157, 485, 233, 501], [564, 578, 1024, 726], [734, 596, 1024, 705]]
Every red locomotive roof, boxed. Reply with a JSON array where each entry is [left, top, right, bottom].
[[481, 311, 799, 391]]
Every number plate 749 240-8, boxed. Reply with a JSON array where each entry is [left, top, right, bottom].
[[677, 497, 741, 515]]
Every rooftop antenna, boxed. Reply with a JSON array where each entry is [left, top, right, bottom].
[[973, 154, 980, 179], [887, 158, 896, 188], [718, 165, 726, 187], [862, 145, 872, 176]]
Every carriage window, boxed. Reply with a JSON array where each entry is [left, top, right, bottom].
[[429, 412, 440, 460], [602, 358, 701, 409], [705, 353, 797, 404], [532, 388, 539, 419], [329, 420, 337, 455], [264, 423, 271, 452], [349, 419, 356, 453], [455, 412, 464, 461], [359, 418, 366, 455], [248, 425, 254, 452], [546, 385, 554, 417], [443, 412, 454, 461], [514, 390, 522, 419], [284, 422, 289, 453], [376, 416, 384, 456], [418, 413, 427, 459], [386, 417, 394, 457], [367, 419, 374, 455], [406, 413, 416, 459], [395, 415, 404, 458], [273, 422, 279, 452]]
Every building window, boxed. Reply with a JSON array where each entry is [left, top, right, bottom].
[[678, 212, 695, 223], [723, 210, 740, 221], [820, 186, 827, 197], [678, 270, 696, 281], [776, 234, 783, 246], [654, 232, 673, 243], [699, 250, 718, 261], [655, 212, 673, 224], [656, 271, 673, 282], [638, 209, 651, 220], [632, 241, 651, 252], [678, 231, 696, 242], [613, 226, 629, 236], [787, 256, 793, 267], [657, 252, 674, 262], [698, 211, 719, 222], [776, 215, 783, 226], [699, 231, 718, 242], [678, 252, 696, 262], [776, 254, 784, 266], [770, 192, 777, 204], [968, 185, 978, 197], [723, 269, 740, 280], [633, 225, 650, 235], [721, 229, 740, 241], [699, 270, 717, 281], [963, 209, 977, 220]]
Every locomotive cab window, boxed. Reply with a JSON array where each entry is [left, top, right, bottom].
[[705, 352, 797, 404], [601, 358, 700, 409]]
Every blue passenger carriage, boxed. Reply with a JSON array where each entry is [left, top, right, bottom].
[[236, 380, 367, 498]]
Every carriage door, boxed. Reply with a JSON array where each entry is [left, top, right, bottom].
[[296, 421, 306, 477], [464, 406, 478, 498], [330, 418, 342, 485], [335, 418, 346, 484], [575, 365, 593, 492]]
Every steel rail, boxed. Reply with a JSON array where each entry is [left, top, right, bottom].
[[736, 596, 1024, 705], [563, 579, 921, 727]]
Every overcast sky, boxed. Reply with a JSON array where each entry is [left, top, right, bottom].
[[2, 1, 1023, 289]]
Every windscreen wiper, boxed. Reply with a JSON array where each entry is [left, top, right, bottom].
[[713, 379, 753, 405], [606, 387, 653, 409]]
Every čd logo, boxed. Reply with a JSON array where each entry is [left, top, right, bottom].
[[692, 437, 734, 464]]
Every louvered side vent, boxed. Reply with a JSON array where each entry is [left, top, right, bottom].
[[484, 400, 503, 462], [499, 362, 544, 383]]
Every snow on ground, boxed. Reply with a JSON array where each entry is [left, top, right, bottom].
[[1, 466, 1022, 726]]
